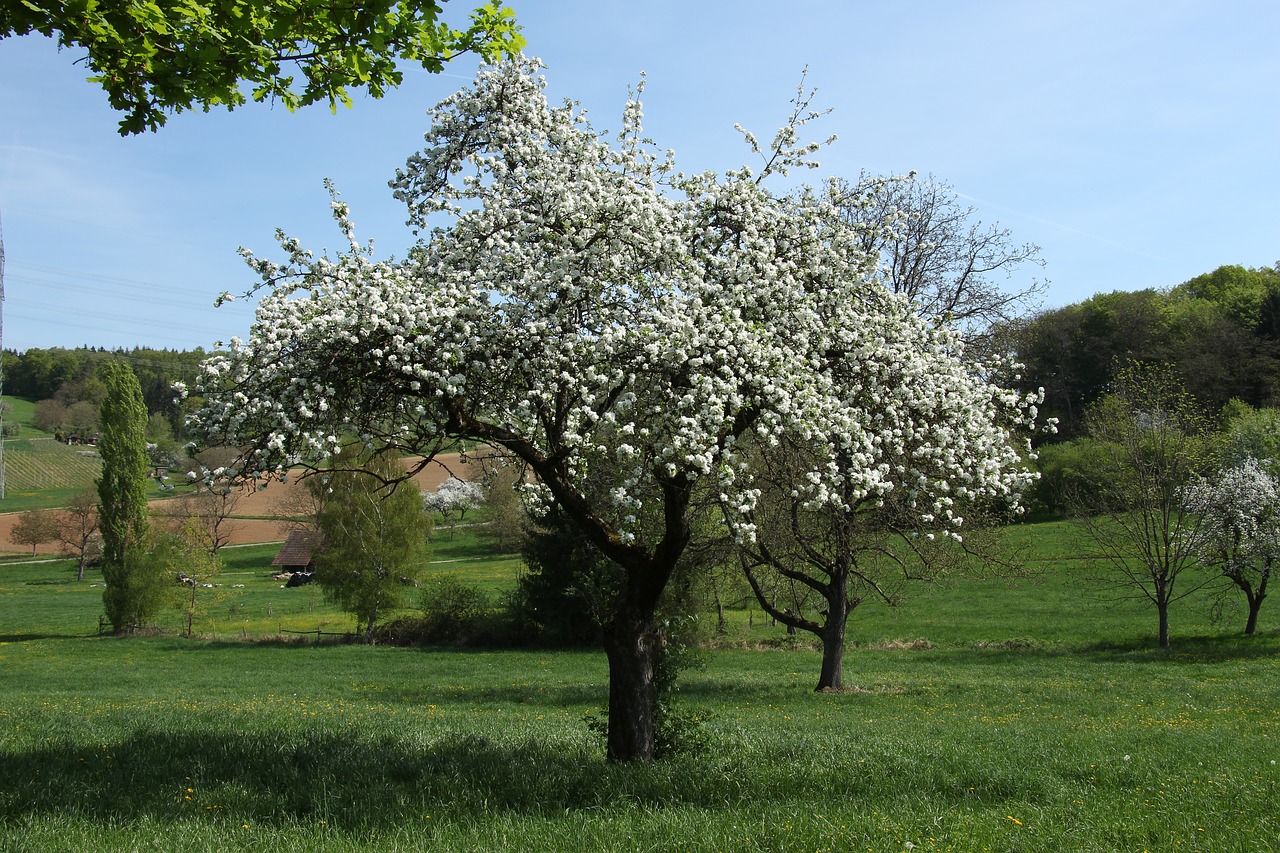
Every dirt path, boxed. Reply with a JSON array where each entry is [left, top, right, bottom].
[[0, 453, 479, 555]]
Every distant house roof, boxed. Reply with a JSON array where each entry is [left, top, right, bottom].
[[272, 529, 321, 569]]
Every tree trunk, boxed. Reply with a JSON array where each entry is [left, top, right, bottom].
[[1245, 594, 1263, 635], [603, 604, 660, 762], [1246, 572, 1269, 635], [816, 626, 845, 692], [815, 576, 850, 692], [1158, 600, 1170, 649]]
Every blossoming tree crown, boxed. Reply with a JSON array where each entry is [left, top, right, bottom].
[[187, 58, 1041, 560]]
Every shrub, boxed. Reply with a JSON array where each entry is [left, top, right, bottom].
[[1028, 437, 1113, 518], [373, 575, 496, 646]]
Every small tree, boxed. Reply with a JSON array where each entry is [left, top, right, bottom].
[[475, 463, 527, 554], [54, 488, 101, 581], [33, 399, 68, 433], [423, 475, 485, 538], [272, 475, 326, 537], [725, 428, 1032, 691], [66, 400, 100, 442], [1183, 457, 1280, 634], [97, 362, 154, 633], [311, 446, 431, 642], [169, 522, 222, 638], [174, 483, 243, 557], [11, 509, 59, 556], [1075, 363, 1220, 648]]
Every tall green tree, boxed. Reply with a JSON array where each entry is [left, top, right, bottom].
[[1, 1, 523, 134], [310, 446, 430, 643], [98, 362, 154, 632]]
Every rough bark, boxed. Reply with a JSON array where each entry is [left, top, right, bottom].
[[1245, 597, 1262, 635], [816, 621, 846, 692], [603, 603, 660, 762], [1244, 571, 1268, 635]]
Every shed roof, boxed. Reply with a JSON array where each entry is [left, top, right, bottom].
[[272, 529, 321, 568]]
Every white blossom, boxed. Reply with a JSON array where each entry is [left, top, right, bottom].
[[422, 476, 486, 519], [188, 58, 1040, 551], [1183, 457, 1280, 580]]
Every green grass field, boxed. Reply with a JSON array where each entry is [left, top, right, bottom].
[[2, 518, 1279, 851]]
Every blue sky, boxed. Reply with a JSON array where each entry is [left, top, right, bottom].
[[1, 1, 1277, 352]]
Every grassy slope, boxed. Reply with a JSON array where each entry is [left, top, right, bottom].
[[2, 522, 1279, 851], [0, 397, 101, 510]]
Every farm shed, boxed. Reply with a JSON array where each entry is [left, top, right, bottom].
[[272, 530, 320, 572]]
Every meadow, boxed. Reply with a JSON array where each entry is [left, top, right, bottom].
[[1, 519, 1278, 852]]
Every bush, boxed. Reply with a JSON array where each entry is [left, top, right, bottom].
[[511, 503, 618, 646], [374, 575, 496, 646], [1027, 438, 1114, 518]]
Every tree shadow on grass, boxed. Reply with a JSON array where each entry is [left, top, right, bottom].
[[0, 730, 601, 829], [0, 632, 94, 642], [1073, 629, 1280, 663], [0, 724, 1036, 830], [942, 629, 1280, 666]]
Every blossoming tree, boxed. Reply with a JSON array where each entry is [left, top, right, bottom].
[[723, 362, 1039, 692], [1183, 457, 1280, 634], [423, 476, 486, 537], [188, 59, 1038, 761]]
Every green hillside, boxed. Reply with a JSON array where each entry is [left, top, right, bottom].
[[1, 396, 102, 510], [2, 437, 101, 498]]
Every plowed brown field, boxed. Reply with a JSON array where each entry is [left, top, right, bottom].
[[0, 454, 479, 556]]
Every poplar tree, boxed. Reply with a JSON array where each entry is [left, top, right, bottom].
[[98, 362, 156, 633]]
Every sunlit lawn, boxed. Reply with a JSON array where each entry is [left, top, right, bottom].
[[1, 520, 1279, 851]]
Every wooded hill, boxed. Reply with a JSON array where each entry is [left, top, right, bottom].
[[999, 263, 1280, 441]]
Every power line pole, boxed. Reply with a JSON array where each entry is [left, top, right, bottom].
[[0, 207, 6, 500]]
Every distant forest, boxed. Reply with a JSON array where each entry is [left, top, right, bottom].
[[2, 346, 207, 441], [998, 263, 1280, 441]]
